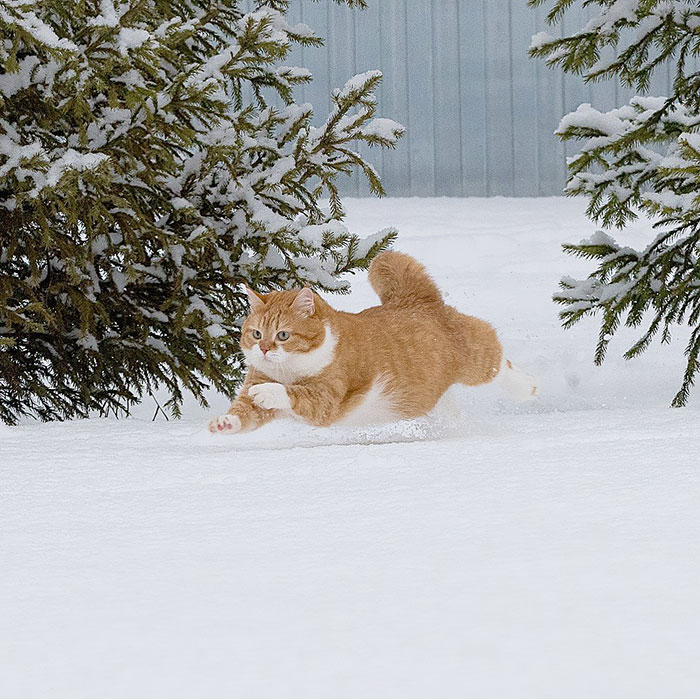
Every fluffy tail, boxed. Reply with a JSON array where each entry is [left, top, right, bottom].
[[368, 251, 443, 306], [498, 357, 538, 401]]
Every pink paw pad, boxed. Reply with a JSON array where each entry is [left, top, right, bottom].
[[208, 414, 241, 434]]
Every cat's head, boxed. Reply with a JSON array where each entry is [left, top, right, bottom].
[[240, 287, 336, 380]]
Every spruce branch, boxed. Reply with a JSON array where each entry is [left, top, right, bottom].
[[0, 0, 403, 424], [532, 0, 700, 405]]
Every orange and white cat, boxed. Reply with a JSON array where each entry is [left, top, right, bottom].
[[209, 251, 536, 434]]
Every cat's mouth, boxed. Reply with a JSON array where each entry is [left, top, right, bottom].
[[260, 351, 286, 364], [242, 345, 291, 371]]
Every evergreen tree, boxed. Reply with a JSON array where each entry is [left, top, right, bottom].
[[530, 0, 700, 406], [0, 0, 403, 424]]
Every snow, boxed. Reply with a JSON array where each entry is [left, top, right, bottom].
[[3, 197, 700, 698], [186, 44, 241, 87], [354, 226, 396, 258], [359, 117, 405, 141], [117, 27, 150, 54], [31, 149, 110, 195], [529, 31, 554, 50], [0, 55, 41, 97], [0, 5, 76, 51], [679, 131, 700, 150], [585, 0, 640, 33], [336, 69, 382, 99], [75, 333, 99, 352], [88, 0, 121, 27], [557, 103, 627, 137]]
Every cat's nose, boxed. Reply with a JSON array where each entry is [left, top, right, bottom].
[[259, 342, 270, 354]]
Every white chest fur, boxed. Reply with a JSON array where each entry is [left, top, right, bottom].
[[339, 379, 399, 426]]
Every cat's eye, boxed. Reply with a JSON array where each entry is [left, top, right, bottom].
[[276, 331, 290, 341], [252, 329, 262, 339]]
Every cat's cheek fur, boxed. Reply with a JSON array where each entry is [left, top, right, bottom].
[[240, 345, 259, 369], [249, 383, 292, 411], [280, 325, 337, 379]]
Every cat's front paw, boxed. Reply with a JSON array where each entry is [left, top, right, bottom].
[[208, 414, 242, 434], [249, 382, 292, 411]]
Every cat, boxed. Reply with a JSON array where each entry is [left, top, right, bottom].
[[208, 251, 536, 434]]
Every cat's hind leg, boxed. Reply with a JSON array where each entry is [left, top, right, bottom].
[[497, 357, 538, 401], [445, 307, 537, 401]]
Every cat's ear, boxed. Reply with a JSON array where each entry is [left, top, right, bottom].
[[244, 286, 265, 312], [292, 287, 315, 316]]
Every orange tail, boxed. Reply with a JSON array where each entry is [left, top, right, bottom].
[[368, 251, 443, 306]]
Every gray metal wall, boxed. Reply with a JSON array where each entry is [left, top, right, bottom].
[[277, 0, 674, 197]]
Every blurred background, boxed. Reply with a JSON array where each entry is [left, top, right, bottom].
[[257, 0, 678, 197]]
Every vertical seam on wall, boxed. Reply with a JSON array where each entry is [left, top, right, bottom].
[[299, 0, 305, 105], [560, 63, 566, 187], [482, 0, 489, 196], [377, 1, 385, 185], [534, 7, 542, 196], [430, 0, 437, 196], [614, 44, 619, 106], [326, 1, 331, 116], [508, 0, 516, 195], [352, 5, 359, 196], [560, 9, 568, 189], [456, 0, 464, 196], [533, 9, 541, 196], [585, 0, 593, 110], [403, 0, 412, 195]]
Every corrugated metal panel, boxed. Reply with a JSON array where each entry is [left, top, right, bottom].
[[278, 0, 670, 197]]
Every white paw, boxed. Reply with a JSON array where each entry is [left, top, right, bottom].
[[208, 414, 242, 434], [249, 382, 291, 411]]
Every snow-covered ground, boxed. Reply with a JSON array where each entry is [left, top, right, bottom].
[[3, 197, 699, 698]]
